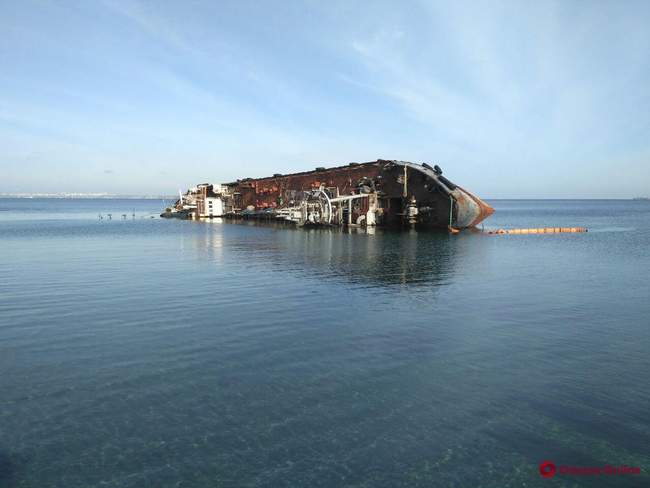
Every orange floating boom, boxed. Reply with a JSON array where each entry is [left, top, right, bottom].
[[486, 227, 587, 235]]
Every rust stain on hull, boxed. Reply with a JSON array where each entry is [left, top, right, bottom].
[[162, 159, 494, 231]]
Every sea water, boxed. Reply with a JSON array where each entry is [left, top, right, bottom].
[[1, 199, 649, 487]]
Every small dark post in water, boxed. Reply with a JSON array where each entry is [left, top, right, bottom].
[[107, 213, 112, 220]]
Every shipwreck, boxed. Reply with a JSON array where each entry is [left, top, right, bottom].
[[161, 159, 494, 231]]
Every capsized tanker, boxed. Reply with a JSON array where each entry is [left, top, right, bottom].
[[161, 159, 494, 230]]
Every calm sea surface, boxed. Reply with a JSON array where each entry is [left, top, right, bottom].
[[0, 199, 648, 488]]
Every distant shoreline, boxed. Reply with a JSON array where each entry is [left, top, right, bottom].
[[0, 196, 643, 201], [0, 195, 175, 200]]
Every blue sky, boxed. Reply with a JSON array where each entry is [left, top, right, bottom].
[[1, 0, 649, 197]]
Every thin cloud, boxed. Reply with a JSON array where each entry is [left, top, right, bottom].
[[101, 0, 191, 52]]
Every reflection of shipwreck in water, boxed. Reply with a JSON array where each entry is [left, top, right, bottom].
[[195, 223, 459, 288], [161, 160, 494, 231]]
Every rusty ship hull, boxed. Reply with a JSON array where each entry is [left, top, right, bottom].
[[161, 160, 494, 230]]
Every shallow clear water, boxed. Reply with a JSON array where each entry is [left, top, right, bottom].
[[1, 199, 649, 487]]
